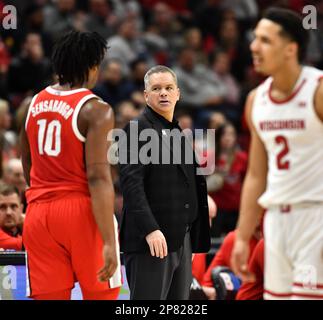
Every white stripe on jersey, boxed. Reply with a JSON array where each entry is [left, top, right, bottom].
[[71, 94, 98, 142], [45, 85, 89, 96]]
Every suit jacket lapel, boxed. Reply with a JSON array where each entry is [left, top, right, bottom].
[[143, 108, 189, 180]]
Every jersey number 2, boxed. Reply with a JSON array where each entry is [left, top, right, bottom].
[[37, 119, 61, 156], [275, 135, 289, 170]]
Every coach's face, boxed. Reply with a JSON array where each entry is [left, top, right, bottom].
[[144, 72, 180, 118]]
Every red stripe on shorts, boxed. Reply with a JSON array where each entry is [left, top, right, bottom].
[[265, 288, 323, 299], [293, 282, 323, 290], [264, 290, 292, 298]]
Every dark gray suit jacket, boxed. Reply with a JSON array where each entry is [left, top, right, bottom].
[[119, 107, 210, 253]]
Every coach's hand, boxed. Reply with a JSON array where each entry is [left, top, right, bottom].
[[146, 230, 168, 259], [231, 238, 255, 283], [97, 243, 118, 282]]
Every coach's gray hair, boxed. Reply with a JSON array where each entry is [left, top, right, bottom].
[[144, 65, 178, 89]]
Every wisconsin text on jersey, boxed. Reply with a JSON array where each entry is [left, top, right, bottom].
[[259, 119, 305, 131], [30, 100, 74, 120]]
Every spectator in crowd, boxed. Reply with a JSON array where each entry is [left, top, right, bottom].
[[183, 27, 208, 65], [114, 100, 140, 129], [23, 3, 54, 58], [0, 184, 24, 251], [221, 0, 258, 26], [141, 0, 193, 16], [0, 37, 11, 99], [128, 58, 149, 92], [176, 111, 193, 131], [194, 110, 227, 159], [304, 0, 323, 68], [93, 59, 133, 108], [236, 238, 264, 300], [2, 158, 26, 195], [112, 0, 144, 31], [195, 0, 223, 43], [208, 111, 227, 131], [43, 0, 77, 41], [214, 16, 251, 82], [127, 58, 149, 108], [207, 122, 247, 237], [84, 0, 118, 39], [201, 224, 262, 299], [107, 17, 148, 75], [193, 111, 227, 169], [0, 99, 17, 161], [257, 0, 306, 12], [7, 32, 52, 103], [211, 50, 241, 125], [2, 158, 27, 210], [143, 2, 184, 63], [173, 47, 226, 115]]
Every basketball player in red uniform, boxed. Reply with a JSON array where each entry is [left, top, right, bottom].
[[20, 31, 121, 300]]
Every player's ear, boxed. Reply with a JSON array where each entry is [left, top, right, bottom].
[[91, 65, 98, 73], [144, 89, 149, 104], [286, 42, 297, 60]]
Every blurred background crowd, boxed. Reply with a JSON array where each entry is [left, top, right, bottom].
[[0, 0, 323, 299]]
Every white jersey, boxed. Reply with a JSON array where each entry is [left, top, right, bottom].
[[252, 66, 323, 208]]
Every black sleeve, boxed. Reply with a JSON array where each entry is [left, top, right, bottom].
[[118, 121, 160, 237]]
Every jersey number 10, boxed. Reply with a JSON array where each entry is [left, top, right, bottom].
[[37, 119, 61, 156]]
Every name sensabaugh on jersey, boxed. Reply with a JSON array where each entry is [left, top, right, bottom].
[[25, 86, 99, 203]]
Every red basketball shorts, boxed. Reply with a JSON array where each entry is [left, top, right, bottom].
[[23, 195, 121, 298]]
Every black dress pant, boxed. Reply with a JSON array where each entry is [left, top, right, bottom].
[[124, 230, 192, 300]]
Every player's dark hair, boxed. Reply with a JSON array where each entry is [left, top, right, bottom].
[[262, 7, 308, 62], [51, 30, 107, 87]]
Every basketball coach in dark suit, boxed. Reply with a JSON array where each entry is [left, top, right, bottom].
[[119, 65, 210, 300]]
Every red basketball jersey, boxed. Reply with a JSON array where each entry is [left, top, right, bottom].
[[25, 86, 98, 203]]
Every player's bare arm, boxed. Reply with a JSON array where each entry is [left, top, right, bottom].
[[236, 89, 267, 240], [20, 107, 32, 186], [231, 89, 267, 281], [314, 78, 323, 122], [78, 98, 117, 282]]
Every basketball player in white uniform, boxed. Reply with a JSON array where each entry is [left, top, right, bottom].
[[231, 8, 323, 300]]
